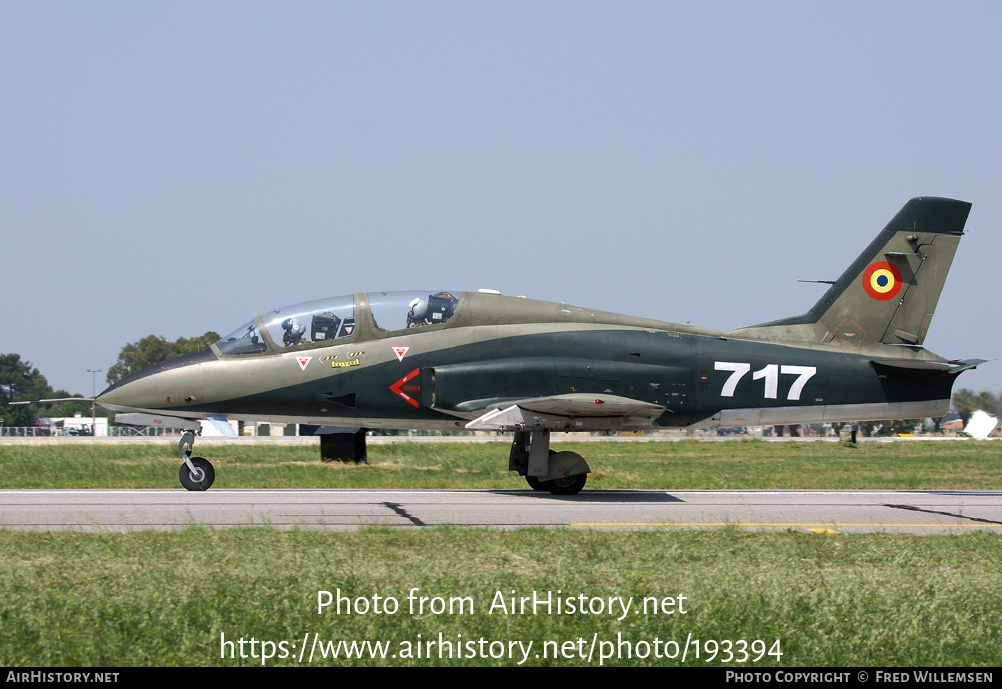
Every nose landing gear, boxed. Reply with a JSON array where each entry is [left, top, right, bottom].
[[178, 430, 215, 491]]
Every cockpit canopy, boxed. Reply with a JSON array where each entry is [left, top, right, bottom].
[[214, 291, 460, 356], [369, 290, 460, 331]]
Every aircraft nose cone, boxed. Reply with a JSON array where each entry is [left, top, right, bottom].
[[95, 385, 114, 407], [95, 375, 162, 413], [95, 349, 218, 413]]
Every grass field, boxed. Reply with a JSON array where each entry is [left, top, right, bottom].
[[1, 528, 1000, 667], [1, 437, 1001, 490], [1, 439, 1000, 667]]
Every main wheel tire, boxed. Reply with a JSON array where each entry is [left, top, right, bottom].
[[179, 457, 215, 491], [525, 475, 545, 491], [544, 473, 587, 495]]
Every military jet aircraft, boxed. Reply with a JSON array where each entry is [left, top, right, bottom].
[[97, 197, 983, 493]]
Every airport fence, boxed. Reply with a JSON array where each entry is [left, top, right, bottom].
[[0, 425, 177, 438], [0, 426, 52, 437]]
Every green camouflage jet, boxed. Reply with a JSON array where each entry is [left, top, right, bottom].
[[97, 197, 983, 493]]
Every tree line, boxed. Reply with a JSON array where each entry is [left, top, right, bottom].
[[1, 331, 217, 427], [0, 354, 88, 425]]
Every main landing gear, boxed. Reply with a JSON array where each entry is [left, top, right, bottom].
[[509, 430, 590, 495], [178, 430, 215, 491]]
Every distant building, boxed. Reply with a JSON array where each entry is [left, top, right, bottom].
[[38, 414, 109, 436]]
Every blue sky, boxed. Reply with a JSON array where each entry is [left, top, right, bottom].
[[2, 1, 999, 398]]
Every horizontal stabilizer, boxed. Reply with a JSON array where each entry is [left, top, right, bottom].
[[948, 359, 989, 374], [871, 358, 987, 374]]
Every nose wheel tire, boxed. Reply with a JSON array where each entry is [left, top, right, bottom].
[[179, 457, 215, 491]]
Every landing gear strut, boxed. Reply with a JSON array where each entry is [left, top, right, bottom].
[[509, 430, 590, 495], [178, 430, 215, 491]]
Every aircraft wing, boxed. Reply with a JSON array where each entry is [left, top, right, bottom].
[[465, 394, 665, 432], [7, 397, 94, 405]]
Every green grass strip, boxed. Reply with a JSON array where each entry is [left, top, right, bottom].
[[1, 528, 999, 667], [1, 439, 1000, 490]]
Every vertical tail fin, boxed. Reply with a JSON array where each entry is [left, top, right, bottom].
[[745, 197, 971, 348]]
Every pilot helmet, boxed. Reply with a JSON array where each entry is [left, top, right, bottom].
[[408, 297, 429, 321], [281, 318, 305, 341]]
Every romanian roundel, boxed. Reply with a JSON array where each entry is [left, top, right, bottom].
[[862, 261, 903, 301]]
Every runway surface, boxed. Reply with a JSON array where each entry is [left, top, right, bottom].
[[2, 488, 1001, 533]]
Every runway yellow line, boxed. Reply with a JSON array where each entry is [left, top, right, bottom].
[[570, 522, 1002, 528]]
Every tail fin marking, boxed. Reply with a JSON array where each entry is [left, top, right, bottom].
[[748, 197, 971, 348]]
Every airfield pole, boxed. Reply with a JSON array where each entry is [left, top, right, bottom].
[[88, 369, 101, 436]]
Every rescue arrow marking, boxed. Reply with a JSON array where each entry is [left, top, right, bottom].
[[389, 368, 421, 408]]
